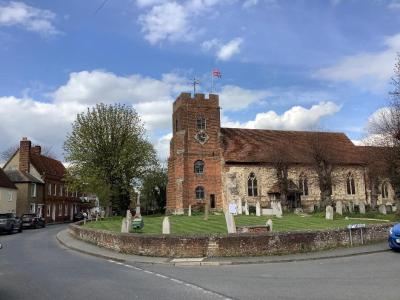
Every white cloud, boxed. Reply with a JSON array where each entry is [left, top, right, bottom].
[[217, 37, 243, 61], [0, 1, 58, 36], [219, 85, 271, 110], [154, 133, 172, 162], [315, 33, 400, 91], [223, 101, 341, 130], [243, 0, 258, 8], [388, 0, 400, 9], [138, 2, 193, 44], [136, 0, 168, 8]]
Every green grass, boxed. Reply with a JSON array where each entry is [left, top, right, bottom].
[[83, 212, 399, 235]]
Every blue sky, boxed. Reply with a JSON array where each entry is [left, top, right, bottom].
[[0, 0, 400, 162]]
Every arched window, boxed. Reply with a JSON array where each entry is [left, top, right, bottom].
[[195, 186, 205, 200], [346, 173, 356, 195], [196, 117, 206, 130], [299, 173, 309, 196], [382, 182, 389, 199], [194, 160, 204, 174], [247, 172, 258, 197]]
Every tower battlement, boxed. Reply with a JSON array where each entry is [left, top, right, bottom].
[[173, 93, 219, 112]]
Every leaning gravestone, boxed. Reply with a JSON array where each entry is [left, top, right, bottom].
[[266, 219, 273, 232], [188, 205, 192, 217], [325, 205, 334, 220], [236, 197, 243, 215], [225, 211, 237, 234], [359, 202, 366, 214], [256, 201, 261, 217], [121, 217, 129, 233], [244, 200, 249, 216], [348, 202, 353, 214], [336, 201, 343, 215], [274, 201, 283, 218], [379, 204, 387, 215], [162, 216, 170, 234]]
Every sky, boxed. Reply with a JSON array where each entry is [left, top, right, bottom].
[[0, 0, 400, 163]]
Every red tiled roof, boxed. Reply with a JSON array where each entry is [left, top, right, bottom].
[[30, 153, 66, 179], [220, 128, 364, 165], [0, 168, 17, 189]]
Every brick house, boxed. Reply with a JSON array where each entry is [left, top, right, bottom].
[[0, 167, 17, 213], [3, 138, 82, 222], [166, 93, 395, 214]]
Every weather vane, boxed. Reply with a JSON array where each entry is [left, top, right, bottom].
[[192, 77, 200, 96]]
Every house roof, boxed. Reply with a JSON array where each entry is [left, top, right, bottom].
[[30, 153, 66, 179], [220, 128, 364, 165], [4, 170, 44, 184], [0, 168, 17, 189]]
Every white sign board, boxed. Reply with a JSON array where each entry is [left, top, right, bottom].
[[229, 203, 238, 215], [347, 224, 366, 229]]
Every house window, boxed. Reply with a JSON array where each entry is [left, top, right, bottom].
[[195, 186, 205, 200], [46, 205, 51, 217], [194, 160, 204, 174], [60, 185, 63, 197], [31, 183, 37, 197], [382, 182, 389, 199], [7, 191, 13, 202], [58, 203, 63, 216], [299, 173, 309, 196], [48, 184, 52, 196], [196, 117, 206, 130], [65, 204, 68, 216], [54, 184, 57, 196], [346, 173, 356, 195], [247, 172, 258, 197], [30, 203, 36, 213]]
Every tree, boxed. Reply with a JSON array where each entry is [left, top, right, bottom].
[[1, 144, 57, 163], [140, 166, 167, 214], [64, 103, 157, 215], [270, 145, 290, 207], [368, 54, 400, 215]]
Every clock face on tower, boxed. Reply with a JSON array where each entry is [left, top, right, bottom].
[[195, 131, 209, 144]]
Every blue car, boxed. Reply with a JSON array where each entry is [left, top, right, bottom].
[[388, 224, 400, 250]]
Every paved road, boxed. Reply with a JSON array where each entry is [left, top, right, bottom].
[[1, 225, 400, 300]]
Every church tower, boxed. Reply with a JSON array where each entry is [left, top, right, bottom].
[[166, 92, 222, 214]]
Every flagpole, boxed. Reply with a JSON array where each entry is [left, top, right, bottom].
[[211, 70, 214, 93]]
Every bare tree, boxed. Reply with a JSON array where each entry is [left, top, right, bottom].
[[270, 145, 290, 208], [1, 143, 58, 164]]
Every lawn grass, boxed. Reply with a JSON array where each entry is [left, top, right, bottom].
[[83, 212, 399, 235]]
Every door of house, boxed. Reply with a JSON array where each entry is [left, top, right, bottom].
[[210, 194, 216, 209]]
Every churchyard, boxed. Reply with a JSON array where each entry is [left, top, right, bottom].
[[84, 211, 397, 235]]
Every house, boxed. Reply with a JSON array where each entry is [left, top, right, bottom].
[[166, 93, 394, 214], [3, 138, 82, 222], [0, 167, 17, 213]]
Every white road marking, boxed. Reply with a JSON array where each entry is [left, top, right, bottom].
[[107, 260, 233, 300]]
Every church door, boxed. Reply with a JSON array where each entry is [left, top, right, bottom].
[[210, 194, 216, 209]]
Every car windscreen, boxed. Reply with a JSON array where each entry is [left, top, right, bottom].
[[0, 214, 11, 219]]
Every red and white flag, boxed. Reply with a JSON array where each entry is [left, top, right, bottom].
[[212, 69, 222, 78]]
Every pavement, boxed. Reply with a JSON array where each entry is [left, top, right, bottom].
[[57, 228, 390, 266]]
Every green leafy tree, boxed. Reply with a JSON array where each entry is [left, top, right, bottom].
[[64, 103, 157, 215], [140, 166, 168, 214]]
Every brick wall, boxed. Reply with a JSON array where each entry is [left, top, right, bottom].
[[69, 222, 392, 258]]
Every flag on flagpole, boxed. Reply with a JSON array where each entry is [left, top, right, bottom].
[[212, 69, 222, 78]]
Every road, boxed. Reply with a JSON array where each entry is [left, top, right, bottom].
[[1, 225, 400, 300]]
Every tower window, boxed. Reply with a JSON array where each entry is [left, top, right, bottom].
[[346, 173, 356, 195], [247, 172, 258, 197], [196, 117, 206, 130], [194, 160, 204, 174], [195, 186, 205, 200]]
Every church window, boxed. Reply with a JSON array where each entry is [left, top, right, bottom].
[[382, 182, 389, 199], [247, 172, 258, 197], [346, 173, 356, 195], [194, 160, 204, 174], [195, 186, 205, 200], [299, 173, 309, 196], [196, 117, 206, 130]]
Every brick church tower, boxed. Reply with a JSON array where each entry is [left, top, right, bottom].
[[166, 93, 223, 214]]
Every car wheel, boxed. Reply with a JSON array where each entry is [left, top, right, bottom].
[[34, 223, 38, 229], [8, 225, 14, 234], [18, 226, 22, 233], [42, 223, 46, 228]]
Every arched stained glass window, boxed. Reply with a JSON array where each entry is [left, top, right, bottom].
[[247, 172, 258, 197], [346, 173, 356, 195], [195, 186, 205, 200]]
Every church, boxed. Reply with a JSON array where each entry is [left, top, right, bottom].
[[166, 92, 394, 214]]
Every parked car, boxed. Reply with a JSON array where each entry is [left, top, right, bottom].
[[0, 213, 23, 234], [389, 223, 400, 250], [73, 212, 85, 222], [21, 214, 46, 229]]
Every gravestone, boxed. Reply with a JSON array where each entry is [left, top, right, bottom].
[[121, 217, 129, 233], [379, 204, 387, 215], [237, 197, 243, 215], [336, 201, 343, 215], [393, 205, 397, 212], [162, 216, 170, 234], [266, 219, 273, 232], [256, 201, 261, 217], [188, 205, 192, 217], [126, 210, 132, 226], [135, 192, 141, 217], [272, 201, 283, 218], [225, 211, 236, 234], [348, 202, 354, 214], [244, 200, 249, 216], [359, 202, 366, 214], [325, 205, 334, 220]]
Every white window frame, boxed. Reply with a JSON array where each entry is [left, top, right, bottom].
[[47, 205, 51, 217], [48, 184, 52, 196], [60, 185, 63, 197], [58, 203, 63, 216], [7, 191, 13, 202], [54, 184, 57, 196], [30, 203, 36, 213], [31, 183, 37, 197], [64, 204, 68, 216]]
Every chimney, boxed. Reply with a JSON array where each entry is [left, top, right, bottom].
[[32, 145, 41, 156], [19, 137, 31, 173]]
